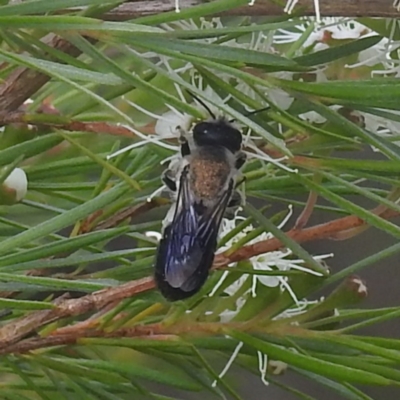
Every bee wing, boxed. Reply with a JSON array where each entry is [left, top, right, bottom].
[[162, 167, 233, 293]]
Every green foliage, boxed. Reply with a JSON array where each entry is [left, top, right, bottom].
[[0, 1, 400, 399]]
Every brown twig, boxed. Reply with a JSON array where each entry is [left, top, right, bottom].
[[0, 277, 154, 347], [294, 190, 318, 230], [0, 111, 155, 137], [77, 198, 168, 234], [93, 197, 170, 231], [0, 207, 398, 352], [216, 208, 399, 265]]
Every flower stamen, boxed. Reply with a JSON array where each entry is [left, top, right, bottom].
[[257, 351, 269, 386], [212, 341, 243, 387]]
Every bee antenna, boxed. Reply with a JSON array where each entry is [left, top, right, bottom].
[[228, 106, 270, 123], [245, 106, 270, 117], [187, 91, 216, 120]]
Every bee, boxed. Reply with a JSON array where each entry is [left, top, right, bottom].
[[154, 101, 246, 301]]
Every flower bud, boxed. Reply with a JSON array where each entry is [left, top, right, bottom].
[[0, 167, 28, 205]]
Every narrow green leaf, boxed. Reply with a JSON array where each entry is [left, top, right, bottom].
[[326, 241, 400, 285], [0, 228, 128, 267], [0, 272, 110, 292], [163, 20, 301, 40], [0, 134, 63, 167], [0, 182, 130, 256], [0, 298, 55, 310], [292, 369, 373, 400], [319, 170, 400, 213], [0, 16, 162, 33], [66, 34, 203, 118], [318, 354, 400, 382], [297, 174, 400, 238], [59, 132, 141, 190], [0, 50, 123, 85], [128, 36, 301, 70], [275, 77, 400, 110], [3, 248, 153, 272], [295, 36, 382, 66], [322, 335, 400, 364], [0, 0, 112, 16], [32, 355, 130, 385], [229, 331, 392, 386], [65, 358, 202, 391]]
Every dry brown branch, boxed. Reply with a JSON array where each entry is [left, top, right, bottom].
[[0, 325, 229, 355], [0, 321, 308, 355], [103, 0, 400, 20], [0, 206, 397, 353], [0, 36, 82, 113]]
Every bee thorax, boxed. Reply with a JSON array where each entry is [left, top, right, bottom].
[[189, 147, 232, 201]]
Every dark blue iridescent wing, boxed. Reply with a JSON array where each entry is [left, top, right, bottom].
[[154, 166, 233, 301]]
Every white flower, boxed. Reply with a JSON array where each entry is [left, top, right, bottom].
[[326, 19, 369, 40], [275, 17, 372, 48], [219, 297, 247, 323], [154, 108, 193, 139], [299, 110, 327, 124], [267, 86, 295, 111], [145, 231, 162, 242], [174, 0, 180, 13], [299, 104, 341, 125], [358, 109, 400, 150], [269, 360, 287, 375], [274, 21, 321, 47], [2, 167, 28, 202], [212, 207, 332, 316], [258, 351, 269, 385]]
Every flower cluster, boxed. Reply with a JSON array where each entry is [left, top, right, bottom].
[[112, 12, 394, 387]]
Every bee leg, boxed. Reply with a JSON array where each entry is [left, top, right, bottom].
[[235, 175, 247, 188], [180, 140, 191, 157], [228, 191, 242, 208], [235, 152, 247, 170], [224, 191, 243, 220], [161, 170, 177, 192], [177, 126, 191, 157]]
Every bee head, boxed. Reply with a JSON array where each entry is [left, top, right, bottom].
[[192, 119, 242, 154]]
